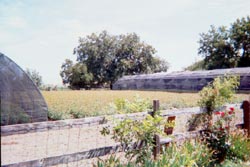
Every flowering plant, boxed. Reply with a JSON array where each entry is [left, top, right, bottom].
[[203, 106, 236, 163], [188, 75, 240, 131], [213, 106, 235, 131], [193, 76, 241, 164]]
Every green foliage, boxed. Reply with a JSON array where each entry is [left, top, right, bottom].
[[153, 140, 213, 167], [96, 140, 213, 167], [188, 75, 239, 130], [184, 59, 205, 71], [231, 16, 250, 67], [97, 75, 246, 166], [26, 68, 43, 88], [114, 98, 126, 112], [69, 109, 86, 118], [202, 128, 230, 163], [198, 26, 236, 70], [228, 131, 250, 162], [61, 31, 169, 89], [116, 115, 164, 163], [47, 110, 69, 120], [198, 16, 250, 69], [1, 101, 31, 125], [150, 57, 169, 73], [60, 60, 93, 90], [48, 109, 93, 120], [113, 95, 151, 114], [194, 75, 244, 163], [198, 75, 239, 115], [101, 113, 165, 164], [96, 154, 123, 167]]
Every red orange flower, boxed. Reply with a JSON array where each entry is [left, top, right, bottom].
[[228, 107, 235, 114], [214, 111, 225, 117], [215, 111, 220, 115], [221, 112, 225, 117]]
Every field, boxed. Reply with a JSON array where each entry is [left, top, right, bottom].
[[42, 90, 249, 119]]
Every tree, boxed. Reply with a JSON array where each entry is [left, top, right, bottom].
[[61, 31, 169, 89], [26, 68, 43, 88], [198, 26, 237, 70], [198, 16, 250, 70], [151, 57, 170, 73], [60, 59, 93, 90], [184, 60, 205, 71], [231, 16, 250, 67]]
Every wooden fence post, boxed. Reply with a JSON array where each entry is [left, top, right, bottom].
[[152, 100, 160, 116], [152, 100, 160, 160], [242, 100, 250, 137]]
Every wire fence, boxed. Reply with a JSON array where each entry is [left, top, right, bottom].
[[1, 102, 247, 167]]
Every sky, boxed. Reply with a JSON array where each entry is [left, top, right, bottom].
[[0, 0, 249, 85]]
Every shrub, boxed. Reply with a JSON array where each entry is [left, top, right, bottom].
[[188, 75, 241, 163], [112, 95, 151, 114], [198, 75, 239, 115], [189, 75, 250, 165], [96, 154, 123, 167], [200, 77, 239, 163], [69, 109, 86, 118], [101, 113, 165, 164], [96, 139, 213, 167], [187, 75, 239, 131], [228, 131, 250, 162], [151, 140, 213, 167], [48, 110, 69, 120]]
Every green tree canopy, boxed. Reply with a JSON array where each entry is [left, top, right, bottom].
[[198, 16, 250, 70], [25, 68, 43, 88], [61, 31, 169, 89], [184, 60, 205, 71], [60, 59, 93, 90]]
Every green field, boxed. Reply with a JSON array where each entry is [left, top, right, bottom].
[[42, 90, 248, 119]]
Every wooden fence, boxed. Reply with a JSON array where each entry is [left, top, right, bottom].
[[151, 99, 250, 159], [1, 100, 249, 167]]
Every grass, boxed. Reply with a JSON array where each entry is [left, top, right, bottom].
[[42, 90, 248, 119]]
